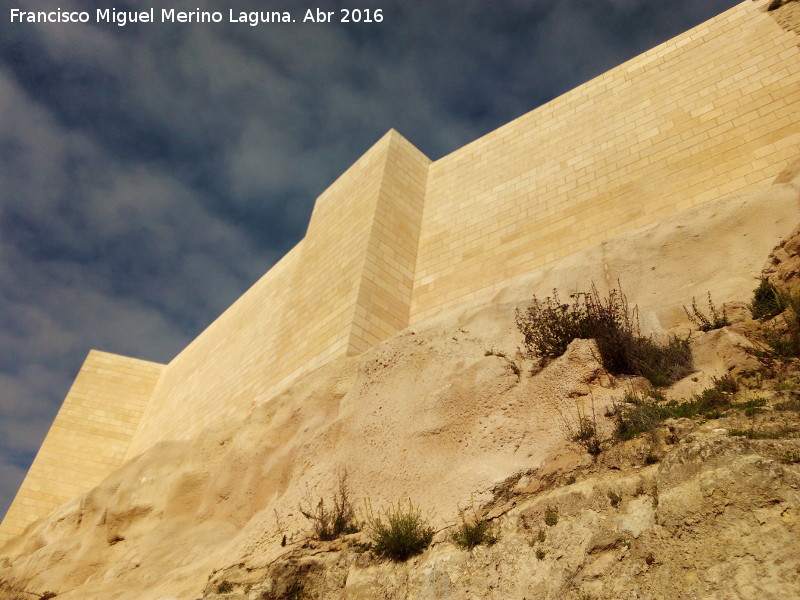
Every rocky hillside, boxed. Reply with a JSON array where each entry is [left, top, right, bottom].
[[1, 163, 799, 600]]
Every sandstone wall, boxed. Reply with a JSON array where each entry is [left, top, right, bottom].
[[410, 0, 800, 322], [123, 130, 430, 458]]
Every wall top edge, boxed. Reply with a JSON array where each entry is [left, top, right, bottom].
[[85, 349, 166, 369], [429, 0, 762, 166], [314, 129, 431, 200]]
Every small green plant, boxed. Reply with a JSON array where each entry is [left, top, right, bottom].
[[729, 426, 798, 439], [775, 379, 799, 392], [736, 397, 768, 417], [750, 279, 783, 320], [216, 580, 234, 594], [450, 507, 497, 550], [687, 377, 736, 416], [515, 284, 692, 386], [713, 373, 738, 394], [780, 449, 800, 463], [536, 528, 546, 542], [362, 500, 435, 561], [608, 490, 621, 507], [775, 397, 800, 412], [684, 292, 729, 332], [612, 389, 669, 440], [757, 288, 800, 358], [613, 377, 737, 441], [570, 410, 602, 456], [535, 548, 546, 560], [299, 472, 359, 541], [544, 506, 559, 526]]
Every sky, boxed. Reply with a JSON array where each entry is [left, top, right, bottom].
[[0, 0, 743, 521]]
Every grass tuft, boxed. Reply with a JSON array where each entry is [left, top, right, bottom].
[[729, 426, 798, 439], [544, 506, 559, 527], [780, 449, 800, 463], [613, 376, 738, 440], [450, 507, 497, 550], [362, 500, 434, 561]]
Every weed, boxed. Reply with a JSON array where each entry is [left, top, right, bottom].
[[729, 426, 798, 439], [570, 408, 602, 456], [644, 453, 659, 465], [535, 548, 546, 560], [608, 490, 621, 507], [515, 288, 594, 359], [613, 389, 669, 440], [613, 378, 736, 441], [536, 528, 546, 542], [566, 475, 577, 485], [551, 391, 603, 457], [713, 373, 738, 394], [736, 397, 768, 417], [299, 472, 358, 541], [450, 507, 497, 550], [216, 580, 234, 594], [780, 449, 800, 463], [774, 379, 799, 392], [684, 292, 730, 332], [516, 284, 692, 386], [750, 279, 783, 320], [775, 397, 800, 412], [361, 500, 434, 561], [544, 506, 559, 526], [759, 288, 800, 358]]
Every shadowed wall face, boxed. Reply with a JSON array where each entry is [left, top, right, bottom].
[[0, 351, 163, 545]]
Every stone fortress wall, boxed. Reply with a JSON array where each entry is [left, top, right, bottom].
[[2, 0, 799, 544]]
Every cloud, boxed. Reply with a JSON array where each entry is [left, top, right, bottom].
[[0, 61, 273, 518]]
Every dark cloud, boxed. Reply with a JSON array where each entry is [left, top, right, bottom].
[[0, 0, 741, 520]]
